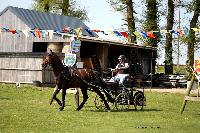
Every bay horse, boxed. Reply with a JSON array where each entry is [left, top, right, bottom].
[[42, 49, 114, 111]]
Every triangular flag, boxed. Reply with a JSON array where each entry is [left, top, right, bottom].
[[191, 28, 198, 32], [74, 27, 82, 38], [154, 31, 162, 39], [140, 31, 147, 38], [120, 31, 129, 39], [147, 31, 156, 39], [41, 30, 47, 38], [22, 30, 29, 37], [47, 30, 54, 39], [113, 31, 122, 37], [30, 30, 36, 37], [62, 26, 70, 33], [85, 29, 94, 36], [9, 29, 17, 34], [34, 29, 41, 38]]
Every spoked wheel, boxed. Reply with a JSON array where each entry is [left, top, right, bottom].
[[94, 94, 115, 111], [133, 91, 145, 110], [115, 93, 130, 111]]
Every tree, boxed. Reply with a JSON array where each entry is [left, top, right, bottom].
[[108, 0, 136, 42], [32, 0, 89, 21], [165, 0, 174, 74], [186, 0, 200, 77], [143, 0, 158, 46], [143, 0, 158, 74]]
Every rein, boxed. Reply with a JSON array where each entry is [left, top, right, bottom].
[[74, 69, 104, 90]]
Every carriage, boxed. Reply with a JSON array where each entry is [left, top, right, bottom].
[[42, 50, 146, 112], [94, 76, 146, 111]]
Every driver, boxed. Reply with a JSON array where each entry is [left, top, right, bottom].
[[109, 55, 129, 84]]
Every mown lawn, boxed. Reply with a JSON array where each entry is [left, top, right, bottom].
[[0, 83, 200, 133]]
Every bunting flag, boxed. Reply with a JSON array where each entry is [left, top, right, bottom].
[[22, 30, 29, 37], [147, 31, 156, 39], [141, 31, 148, 38], [47, 30, 54, 39], [34, 29, 41, 38], [74, 27, 82, 38], [41, 30, 47, 38], [133, 32, 143, 40], [0, 26, 199, 47], [191, 28, 200, 32], [120, 31, 129, 39], [154, 31, 162, 39], [177, 29, 185, 37], [85, 28, 94, 36], [2, 27, 9, 32], [9, 29, 17, 34], [62, 26, 70, 33], [171, 30, 179, 36], [29, 30, 36, 37], [92, 29, 101, 32]]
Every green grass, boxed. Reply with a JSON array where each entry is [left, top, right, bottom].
[[156, 65, 187, 75], [0, 84, 200, 133]]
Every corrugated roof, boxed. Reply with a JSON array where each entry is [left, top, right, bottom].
[[0, 6, 97, 37]]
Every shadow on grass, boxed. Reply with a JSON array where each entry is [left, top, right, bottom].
[[0, 97, 10, 100], [89, 108, 162, 113]]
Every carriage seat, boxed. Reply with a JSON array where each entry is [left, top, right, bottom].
[[104, 81, 119, 86]]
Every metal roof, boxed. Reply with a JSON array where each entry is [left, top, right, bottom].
[[0, 6, 97, 37]]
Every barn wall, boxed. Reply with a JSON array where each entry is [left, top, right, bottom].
[[0, 54, 58, 84]]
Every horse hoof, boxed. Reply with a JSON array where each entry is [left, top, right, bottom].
[[58, 101, 62, 106], [58, 107, 64, 111], [107, 110, 111, 112]]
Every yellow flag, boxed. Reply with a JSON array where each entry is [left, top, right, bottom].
[[191, 28, 198, 32], [75, 28, 82, 38]]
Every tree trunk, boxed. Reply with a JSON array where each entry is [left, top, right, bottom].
[[186, 0, 200, 78], [165, 0, 174, 74], [145, 0, 158, 74], [126, 0, 136, 43]]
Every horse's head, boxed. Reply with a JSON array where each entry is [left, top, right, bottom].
[[42, 49, 57, 68]]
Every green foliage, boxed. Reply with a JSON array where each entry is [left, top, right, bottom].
[[1, 84, 200, 133], [32, 0, 89, 21]]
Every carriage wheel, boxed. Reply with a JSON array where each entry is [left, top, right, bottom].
[[94, 94, 115, 111], [133, 91, 145, 110], [115, 93, 130, 111]]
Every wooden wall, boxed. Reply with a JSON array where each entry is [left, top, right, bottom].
[[0, 53, 57, 84]]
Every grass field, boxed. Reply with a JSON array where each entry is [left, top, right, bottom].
[[0, 84, 200, 133]]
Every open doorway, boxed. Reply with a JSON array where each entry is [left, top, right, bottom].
[[32, 42, 47, 52]]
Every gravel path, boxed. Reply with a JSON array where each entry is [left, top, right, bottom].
[[144, 87, 199, 94]]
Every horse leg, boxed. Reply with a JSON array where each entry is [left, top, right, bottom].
[[95, 88, 111, 111], [50, 85, 62, 106], [59, 88, 66, 111], [76, 87, 89, 111]]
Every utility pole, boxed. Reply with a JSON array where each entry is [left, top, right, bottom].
[[177, 0, 180, 71]]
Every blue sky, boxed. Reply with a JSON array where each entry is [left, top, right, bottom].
[[0, 0, 124, 30]]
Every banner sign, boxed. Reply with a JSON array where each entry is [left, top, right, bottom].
[[64, 53, 76, 67], [71, 39, 81, 53], [194, 59, 200, 73]]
